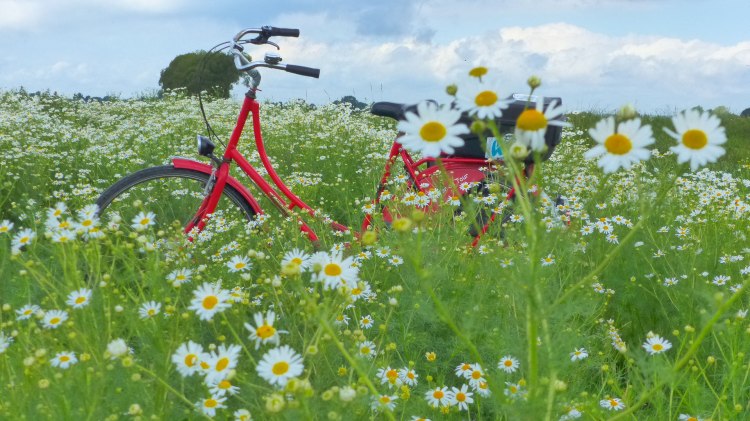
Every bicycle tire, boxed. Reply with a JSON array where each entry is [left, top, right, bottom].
[[96, 166, 256, 234]]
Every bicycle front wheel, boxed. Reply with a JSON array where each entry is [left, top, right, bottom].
[[96, 166, 257, 238]]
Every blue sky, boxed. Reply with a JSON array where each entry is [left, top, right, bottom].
[[1, 0, 749, 113]]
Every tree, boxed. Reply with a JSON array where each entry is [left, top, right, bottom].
[[159, 51, 243, 98], [334, 95, 368, 110]]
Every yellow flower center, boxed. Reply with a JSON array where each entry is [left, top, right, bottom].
[[471, 370, 482, 379], [234, 262, 246, 270], [75, 296, 86, 304], [516, 109, 548, 131], [652, 344, 663, 351], [291, 257, 302, 265], [433, 390, 444, 399], [81, 220, 93, 227], [60, 355, 70, 362], [419, 121, 447, 142], [202, 296, 218, 310], [20, 236, 30, 244], [147, 309, 156, 316], [379, 395, 391, 404], [469, 66, 488, 78], [204, 398, 217, 408], [50, 317, 61, 325], [272, 361, 289, 375], [351, 288, 362, 296], [184, 354, 197, 367], [604, 133, 633, 155], [218, 380, 231, 389], [386, 369, 398, 380], [682, 129, 708, 149], [256, 324, 276, 339], [200, 361, 210, 370], [504, 360, 513, 367], [59, 221, 70, 228], [324, 263, 342, 277], [456, 392, 466, 402], [140, 218, 150, 226], [475, 90, 498, 107], [360, 346, 371, 355], [609, 399, 618, 407], [216, 357, 230, 372]]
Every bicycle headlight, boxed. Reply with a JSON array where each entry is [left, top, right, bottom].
[[197, 135, 215, 157]]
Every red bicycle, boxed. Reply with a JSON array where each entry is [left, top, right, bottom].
[[96, 26, 564, 246]]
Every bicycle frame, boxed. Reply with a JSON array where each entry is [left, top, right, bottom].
[[181, 94, 347, 243]]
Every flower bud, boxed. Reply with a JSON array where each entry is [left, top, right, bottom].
[[445, 84, 458, 96], [527, 75, 542, 89], [617, 104, 637, 121]]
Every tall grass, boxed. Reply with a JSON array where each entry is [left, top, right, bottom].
[[0, 90, 749, 420]]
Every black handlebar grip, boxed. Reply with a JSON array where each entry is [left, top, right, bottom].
[[285, 64, 320, 78], [267, 27, 300, 37]]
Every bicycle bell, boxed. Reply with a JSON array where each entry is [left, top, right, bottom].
[[264, 52, 282, 65]]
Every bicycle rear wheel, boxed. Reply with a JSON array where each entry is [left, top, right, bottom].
[[96, 166, 257, 238]]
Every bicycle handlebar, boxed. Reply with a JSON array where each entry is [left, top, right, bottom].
[[230, 26, 320, 79]]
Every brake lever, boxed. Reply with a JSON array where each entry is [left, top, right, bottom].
[[248, 35, 280, 50]]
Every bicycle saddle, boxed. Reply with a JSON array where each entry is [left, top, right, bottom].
[[370, 100, 438, 121]]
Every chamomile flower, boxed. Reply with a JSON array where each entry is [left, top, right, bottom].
[[570, 348, 588, 361], [196, 395, 226, 418], [396, 101, 469, 158], [106, 338, 130, 359], [359, 314, 375, 329], [357, 340, 377, 359], [138, 301, 162, 319], [466, 363, 486, 386], [50, 351, 78, 369], [498, 355, 519, 373], [600, 397, 625, 411], [0, 332, 13, 354], [256, 345, 305, 388], [47, 202, 67, 220], [514, 98, 569, 152], [205, 344, 242, 383], [0, 220, 13, 234], [11, 228, 35, 251], [245, 310, 285, 349], [678, 415, 703, 421], [234, 409, 253, 421], [455, 77, 510, 119], [449, 384, 474, 411], [310, 250, 359, 290], [167, 268, 193, 287], [584, 116, 654, 173], [371, 394, 398, 412], [377, 366, 403, 388], [172, 341, 208, 377], [188, 282, 232, 321], [642, 334, 672, 355], [281, 248, 311, 271], [455, 362, 473, 378], [208, 378, 240, 397], [131, 211, 156, 231], [15, 304, 40, 321], [665, 109, 726, 171], [226, 255, 251, 272], [399, 367, 419, 386], [66, 288, 92, 309], [425, 386, 452, 407], [42, 309, 69, 329]]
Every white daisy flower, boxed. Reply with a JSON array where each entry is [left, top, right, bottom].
[[281, 248, 311, 271], [642, 334, 672, 355], [66, 288, 92, 309], [188, 282, 232, 321], [584, 116, 654, 173], [167, 268, 193, 286], [15, 304, 41, 321], [449, 384, 474, 411], [172, 340, 208, 377], [664, 109, 726, 171], [42, 309, 69, 329], [196, 395, 226, 418], [50, 351, 78, 369], [357, 340, 377, 359], [455, 77, 510, 119], [256, 345, 304, 388], [498, 355, 519, 373], [514, 98, 570, 152], [371, 393, 398, 412], [377, 366, 403, 388], [570, 347, 588, 361], [310, 250, 359, 290], [131, 211, 156, 231], [600, 397, 625, 410], [425, 386, 452, 407], [396, 101, 469, 158], [204, 344, 242, 383], [0, 219, 14, 234], [226, 255, 251, 273], [244, 310, 286, 349], [138, 301, 162, 319], [0, 331, 13, 354]]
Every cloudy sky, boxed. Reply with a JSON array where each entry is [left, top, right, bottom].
[[1, 0, 749, 113]]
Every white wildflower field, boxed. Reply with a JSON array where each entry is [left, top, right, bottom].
[[1, 84, 749, 420]]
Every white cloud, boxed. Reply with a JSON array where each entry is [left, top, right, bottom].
[[0, 1, 42, 29]]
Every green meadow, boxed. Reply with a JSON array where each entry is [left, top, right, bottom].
[[1, 89, 749, 420]]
